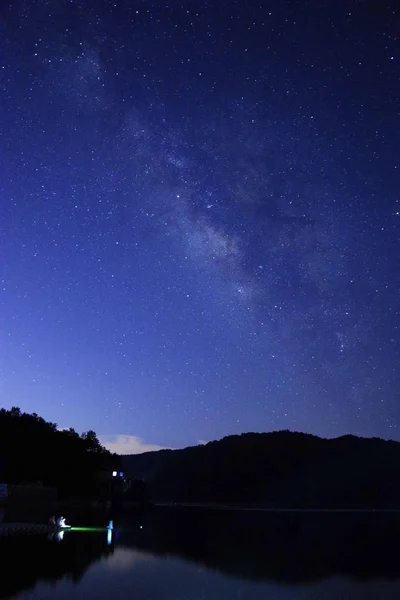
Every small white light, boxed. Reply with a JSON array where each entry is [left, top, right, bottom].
[[112, 471, 117, 477]]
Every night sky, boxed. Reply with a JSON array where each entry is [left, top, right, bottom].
[[1, 1, 399, 453]]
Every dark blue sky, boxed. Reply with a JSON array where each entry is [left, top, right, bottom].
[[1, 1, 399, 452]]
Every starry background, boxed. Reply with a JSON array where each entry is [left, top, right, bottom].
[[0, 1, 399, 452]]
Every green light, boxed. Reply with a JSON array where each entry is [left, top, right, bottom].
[[69, 527, 107, 532]]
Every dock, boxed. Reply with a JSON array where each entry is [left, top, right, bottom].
[[0, 523, 66, 536]]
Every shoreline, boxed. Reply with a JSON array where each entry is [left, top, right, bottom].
[[155, 502, 400, 512]]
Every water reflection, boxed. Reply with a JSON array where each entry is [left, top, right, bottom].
[[105, 547, 153, 570], [0, 531, 112, 599], [117, 508, 400, 583], [3, 509, 400, 599], [55, 529, 64, 542]]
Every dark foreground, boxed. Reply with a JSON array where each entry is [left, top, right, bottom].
[[1, 507, 400, 599]]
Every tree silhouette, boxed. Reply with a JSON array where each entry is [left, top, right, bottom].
[[81, 430, 104, 453], [0, 407, 119, 498]]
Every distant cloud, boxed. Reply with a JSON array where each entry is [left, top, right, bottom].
[[198, 440, 208, 445], [99, 434, 173, 455]]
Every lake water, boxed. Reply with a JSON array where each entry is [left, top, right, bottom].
[[2, 507, 400, 599]]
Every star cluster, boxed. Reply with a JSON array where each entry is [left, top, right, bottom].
[[0, 1, 399, 449]]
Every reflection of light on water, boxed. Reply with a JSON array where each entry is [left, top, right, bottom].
[[105, 547, 152, 570], [107, 528, 112, 545], [56, 530, 64, 542]]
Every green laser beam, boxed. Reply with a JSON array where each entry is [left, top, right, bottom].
[[69, 527, 108, 532]]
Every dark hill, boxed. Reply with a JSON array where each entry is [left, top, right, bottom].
[[122, 431, 400, 508], [0, 407, 117, 499]]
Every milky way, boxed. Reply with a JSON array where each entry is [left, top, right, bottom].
[[1, 1, 399, 451]]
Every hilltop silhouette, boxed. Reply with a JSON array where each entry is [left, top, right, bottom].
[[122, 431, 400, 508]]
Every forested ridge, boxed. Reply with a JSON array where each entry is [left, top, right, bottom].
[[123, 431, 400, 508]]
